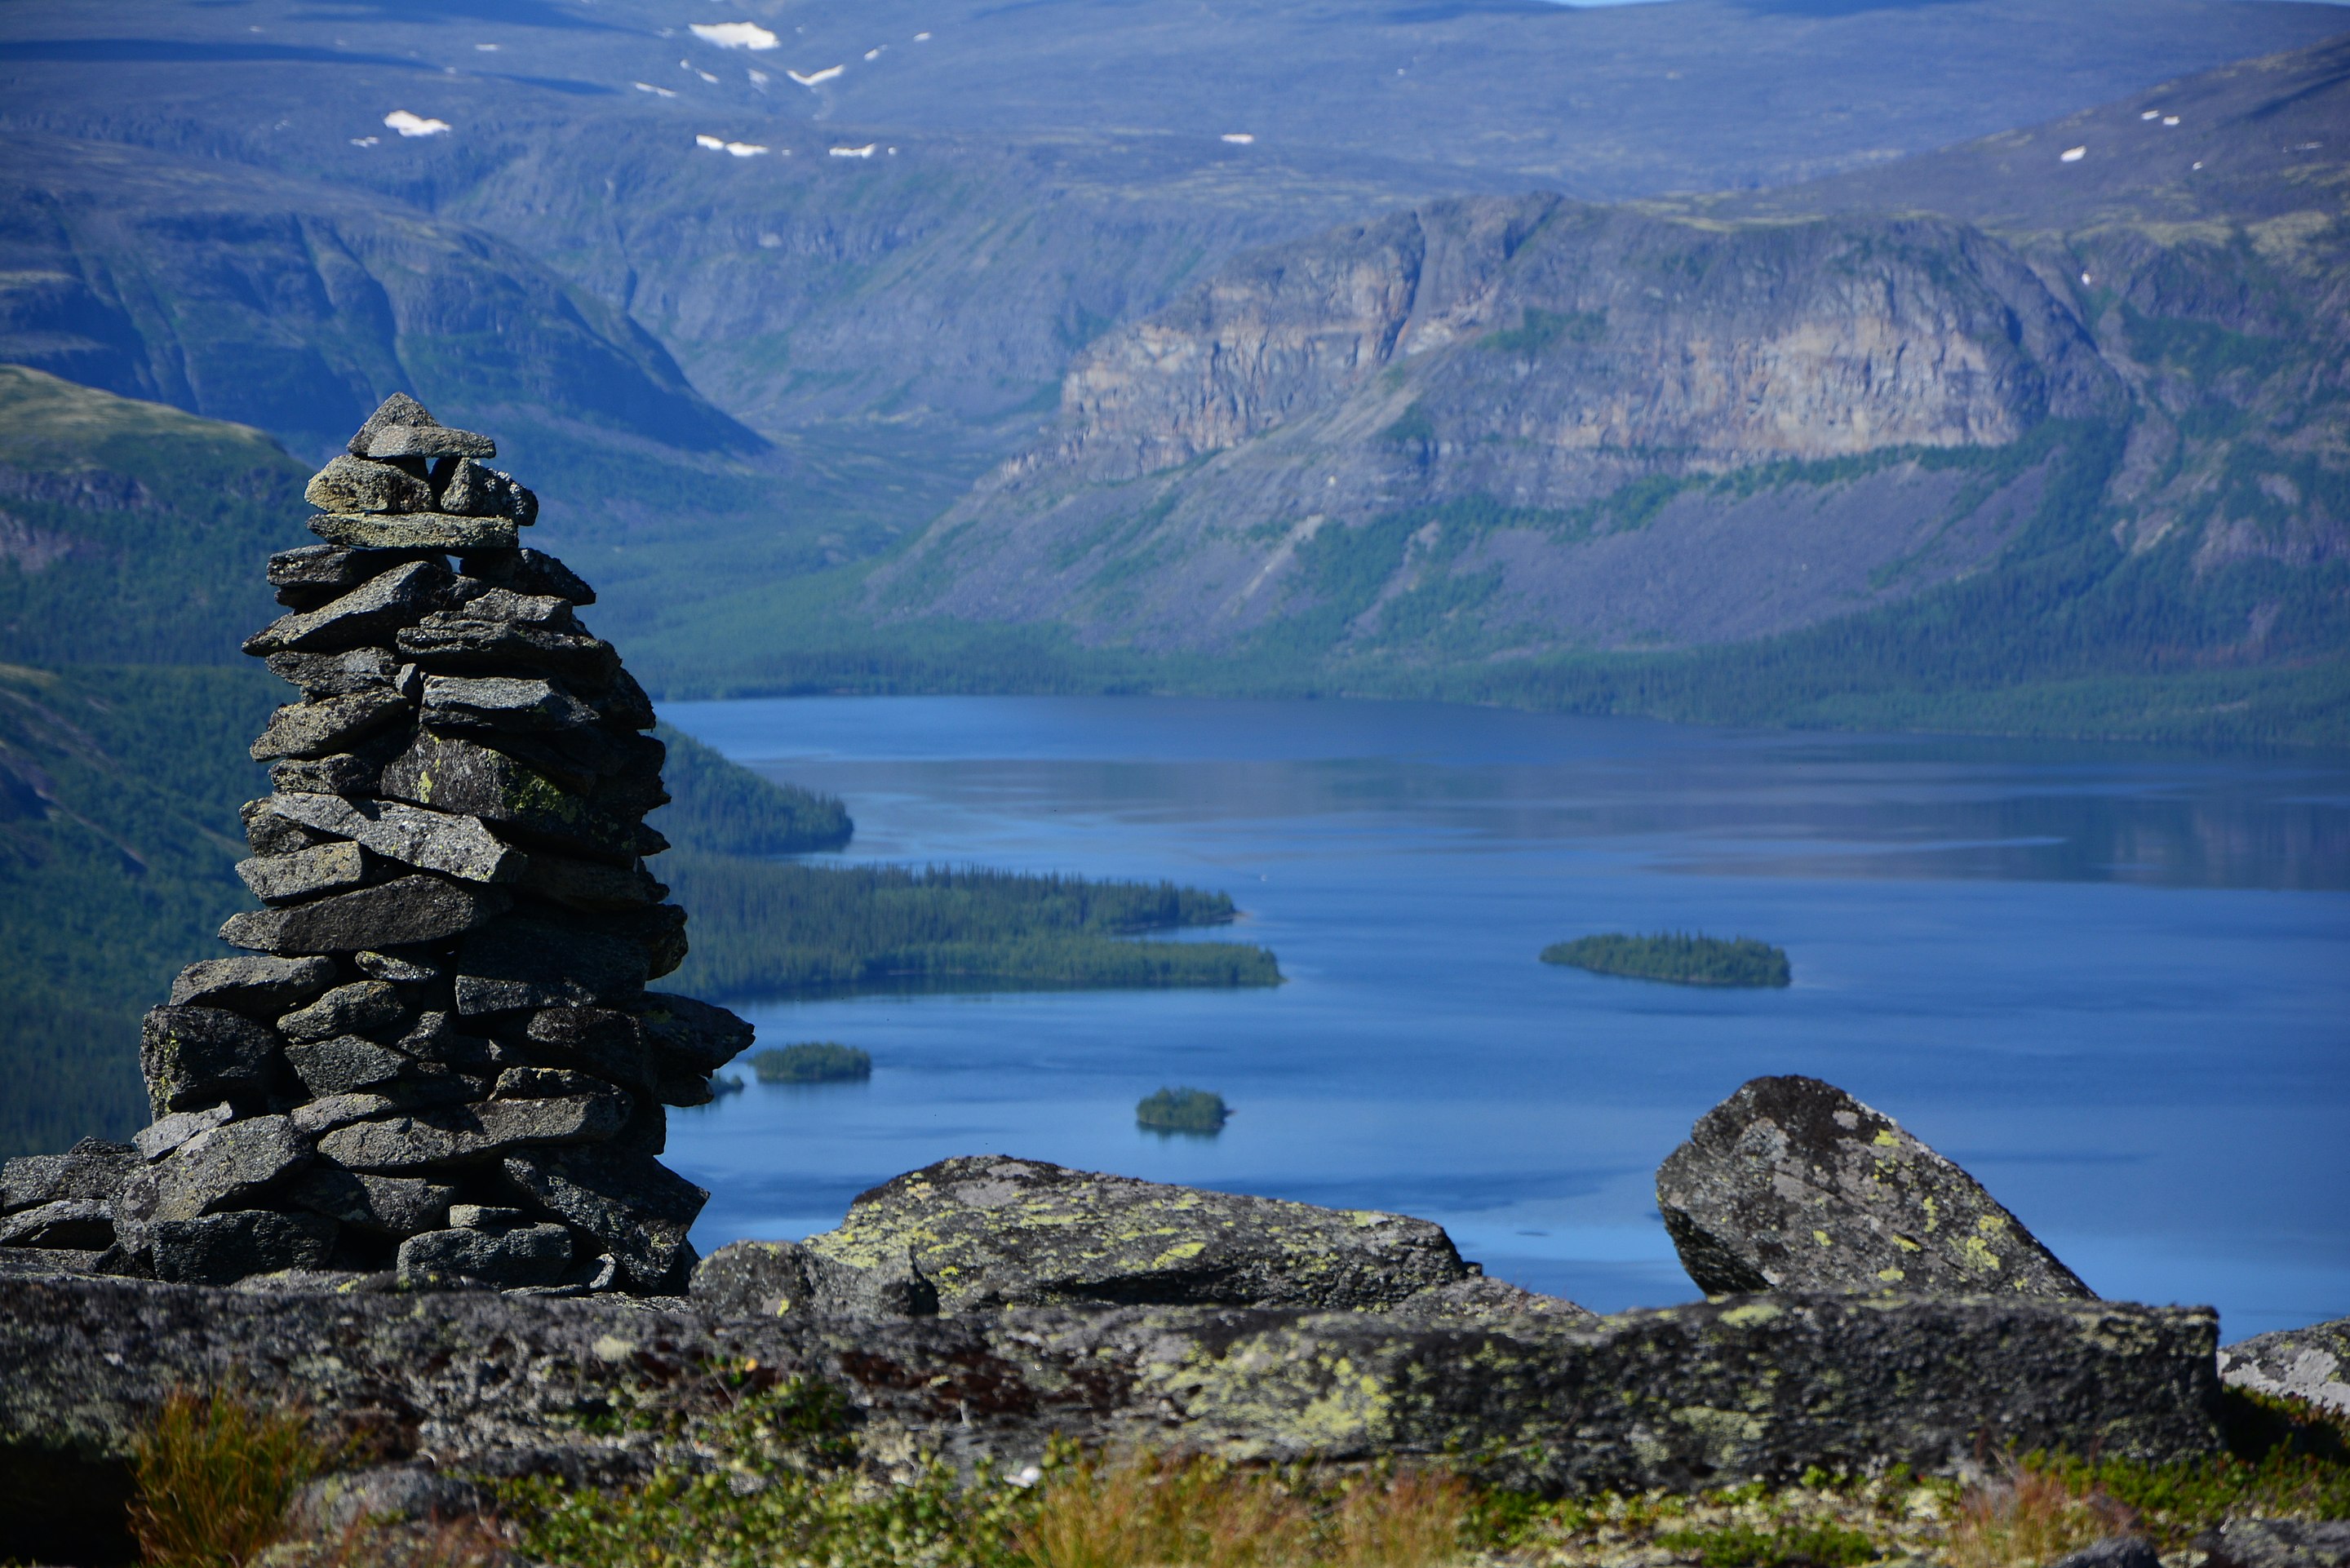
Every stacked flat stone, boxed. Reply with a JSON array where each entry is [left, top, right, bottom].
[[0, 394, 751, 1296]]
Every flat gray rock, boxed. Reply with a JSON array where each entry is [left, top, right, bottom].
[[248, 688, 410, 762], [516, 852, 665, 912], [0, 1275, 2228, 1521], [453, 918, 650, 1014], [2219, 1317, 2350, 1418], [219, 874, 512, 955], [140, 1006, 284, 1115], [151, 1211, 337, 1287], [288, 1093, 401, 1137], [459, 547, 592, 605], [378, 733, 639, 860], [278, 981, 414, 1045], [305, 454, 435, 515], [397, 1220, 570, 1289], [134, 1104, 235, 1162], [3, 1139, 138, 1211], [2049, 1539, 2161, 1568], [0, 1198, 116, 1250], [262, 792, 524, 884], [422, 674, 595, 733], [804, 1154, 1473, 1314], [311, 512, 519, 551], [437, 458, 537, 524], [283, 1034, 423, 1097], [396, 591, 618, 684], [168, 955, 337, 1015], [268, 543, 441, 596], [636, 992, 754, 1074], [315, 1093, 630, 1172], [1656, 1074, 2096, 1299], [346, 392, 494, 460], [237, 840, 369, 905], [264, 646, 403, 699], [503, 1145, 706, 1291], [2203, 1521, 2350, 1568], [131, 1115, 310, 1224], [523, 1008, 657, 1095], [242, 559, 454, 656]]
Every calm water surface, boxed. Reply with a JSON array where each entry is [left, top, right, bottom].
[[660, 696, 2350, 1337]]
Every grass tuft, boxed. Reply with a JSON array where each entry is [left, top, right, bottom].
[[1944, 1463, 2135, 1568], [129, 1388, 329, 1567]]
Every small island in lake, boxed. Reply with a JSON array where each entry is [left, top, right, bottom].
[[1541, 932, 1791, 988], [752, 1043, 875, 1083], [1137, 1087, 1229, 1133]]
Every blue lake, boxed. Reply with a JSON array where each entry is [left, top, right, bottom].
[[660, 695, 2350, 1338]]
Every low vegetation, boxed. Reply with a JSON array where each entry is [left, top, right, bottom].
[[105, 1372, 2350, 1566], [1541, 932, 1792, 989], [129, 1388, 330, 1567], [484, 1379, 2350, 1568], [751, 1043, 873, 1083], [1137, 1087, 1229, 1133]]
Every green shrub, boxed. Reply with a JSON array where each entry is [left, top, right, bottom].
[[1137, 1087, 1228, 1133], [1541, 932, 1791, 988], [751, 1043, 873, 1083]]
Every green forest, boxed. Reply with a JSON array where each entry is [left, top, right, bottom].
[[1541, 932, 1793, 989]]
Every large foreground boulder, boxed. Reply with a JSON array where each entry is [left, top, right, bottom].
[[790, 1154, 1491, 1314], [2219, 1316, 2350, 1418], [0, 1271, 2223, 1561], [1656, 1075, 2096, 1299]]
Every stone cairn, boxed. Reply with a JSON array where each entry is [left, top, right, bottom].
[[0, 394, 751, 1295]]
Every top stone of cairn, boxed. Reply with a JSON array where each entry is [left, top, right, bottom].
[[309, 394, 536, 549], [348, 392, 497, 459]]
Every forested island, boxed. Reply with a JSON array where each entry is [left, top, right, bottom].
[[1541, 932, 1792, 989], [1137, 1087, 1230, 1133], [752, 1043, 874, 1084]]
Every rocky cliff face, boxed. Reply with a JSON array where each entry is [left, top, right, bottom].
[[871, 40, 2349, 673], [872, 197, 2126, 650]]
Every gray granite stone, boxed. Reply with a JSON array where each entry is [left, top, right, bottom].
[[167, 955, 338, 1016], [1656, 1074, 2096, 1299], [219, 875, 512, 955], [236, 840, 370, 904]]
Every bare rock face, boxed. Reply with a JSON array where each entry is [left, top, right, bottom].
[[1656, 1074, 2096, 1299], [0, 1271, 2227, 1564], [2219, 1317, 2350, 1419], [796, 1154, 1492, 1314], [2201, 1521, 2350, 1568], [0, 394, 749, 1297]]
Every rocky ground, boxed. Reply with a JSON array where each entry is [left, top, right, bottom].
[[5, 1074, 2345, 1566]]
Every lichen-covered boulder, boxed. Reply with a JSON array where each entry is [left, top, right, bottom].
[[0, 1271, 2227, 1565], [1656, 1075, 2095, 1299], [797, 1155, 1476, 1314], [2201, 1520, 2350, 1568], [2219, 1317, 2350, 1418]]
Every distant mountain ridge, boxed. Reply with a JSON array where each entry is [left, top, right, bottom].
[[856, 35, 2348, 740], [2, 0, 2346, 681]]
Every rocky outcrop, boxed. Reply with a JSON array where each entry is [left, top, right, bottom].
[[2201, 1521, 2350, 1568], [766, 1154, 1544, 1317], [1656, 1075, 2096, 1300], [0, 1270, 2224, 1559], [0, 396, 752, 1296], [873, 195, 2126, 653], [2219, 1317, 2350, 1419]]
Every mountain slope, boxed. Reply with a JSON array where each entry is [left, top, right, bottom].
[[2, 0, 2345, 689], [857, 36, 2350, 741]]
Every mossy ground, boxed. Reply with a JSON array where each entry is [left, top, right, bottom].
[[459, 1383, 2350, 1568]]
